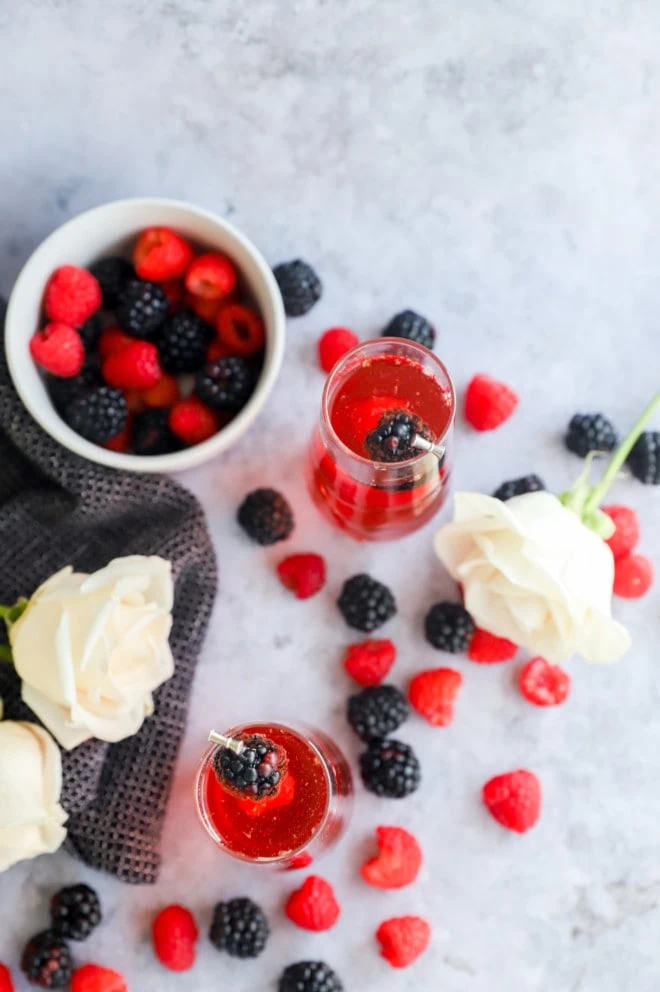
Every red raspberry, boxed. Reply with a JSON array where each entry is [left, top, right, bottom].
[[277, 553, 327, 599], [133, 227, 194, 281], [186, 291, 223, 324], [361, 826, 422, 889], [169, 398, 218, 445], [408, 667, 462, 726], [160, 278, 185, 310], [98, 326, 133, 359], [0, 964, 15, 992], [102, 340, 161, 389], [30, 323, 84, 377], [482, 769, 541, 833], [152, 905, 199, 972], [468, 628, 518, 663], [237, 772, 296, 818], [464, 373, 518, 431], [285, 850, 313, 871], [185, 252, 237, 300], [343, 639, 396, 686], [207, 338, 230, 362], [124, 389, 146, 414], [376, 916, 431, 969], [71, 964, 127, 992], [141, 373, 180, 409], [285, 875, 340, 932], [602, 504, 640, 560], [216, 303, 266, 357], [520, 657, 570, 707], [45, 265, 102, 327], [613, 553, 654, 598], [318, 327, 359, 373]]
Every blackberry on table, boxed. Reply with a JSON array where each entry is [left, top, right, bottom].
[[337, 574, 396, 633], [273, 259, 322, 317], [628, 431, 660, 485], [365, 408, 433, 463], [209, 897, 269, 958], [237, 488, 294, 545], [21, 931, 72, 989], [196, 356, 255, 412], [157, 311, 213, 373], [133, 409, 181, 456], [347, 684, 409, 741], [63, 386, 128, 444], [492, 474, 545, 501], [425, 602, 475, 653], [565, 413, 618, 458], [382, 309, 436, 350], [48, 357, 103, 414], [116, 279, 169, 338], [78, 312, 103, 351], [89, 256, 134, 309], [213, 733, 286, 799], [50, 883, 101, 941], [359, 738, 421, 799], [279, 961, 344, 992]]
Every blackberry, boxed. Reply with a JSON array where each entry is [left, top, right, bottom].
[[359, 738, 421, 799], [89, 256, 134, 309], [209, 897, 269, 958], [382, 309, 436, 350], [116, 279, 169, 338], [50, 883, 101, 941], [337, 574, 396, 632], [48, 357, 103, 414], [196, 357, 255, 412], [78, 312, 103, 351], [213, 733, 287, 799], [628, 432, 660, 485], [347, 685, 409, 741], [133, 409, 181, 456], [273, 259, 322, 316], [492, 474, 545, 501], [425, 601, 475, 653], [279, 961, 344, 992], [365, 408, 433, 463], [21, 931, 72, 989], [63, 386, 128, 444], [237, 488, 294, 545], [157, 311, 213, 373], [565, 413, 618, 458]]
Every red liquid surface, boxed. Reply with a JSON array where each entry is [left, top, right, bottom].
[[203, 724, 330, 860]]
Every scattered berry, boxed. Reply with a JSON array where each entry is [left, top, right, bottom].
[[361, 826, 422, 889], [360, 738, 421, 799], [273, 259, 322, 316], [238, 488, 295, 545], [628, 431, 660, 485], [141, 372, 180, 408], [133, 409, 181, 456], [51, 884, 102, 941], [30, 324, 85, 378], [492, 474, 545, 501], [63, 387, 128, 444], [285, 851, 314, 871], [602, 504, 640, 559], [45, 266, 102, 328], [98, 326, 133, 359], [337, 574, 397, 633], [21, 931, 72, 989], [465, 373, 519, 431], [168, 397, 218, 446], [78, 313, 103, 351], [213, 733, 287, 799], [278, 961, 343, 992], [158, 311, 213, 373], [519, 657, 570, 707], [343, 639, 396, 686], [347, 685, 409, 741], [152, 905, 199, 972], [89, 257, 133, 309], [376, 916, 431, 969], [365, 409, 433, 462], [185, 252, 237, 299], [133, 227, 194, 281], [285, 876, 341, 932], [565, 413, 618, 458], [209, 898, 269, 958], [613, 553, 654, 599], [0, 964, 14, 992], [277, 553, 327, 599], [408, 668, 462, 726], [102, 340, 161, 389], [318, 327, 359, 373], [195, 356, 255, 411], [482, 769, 541, 833], [468, 629, 518, 663], [382, 309, 435, 350], [116, 279, 169, 338], [71, 964, 127, 992], [216, 303, 265, 357], [424, 602, 475, 653]]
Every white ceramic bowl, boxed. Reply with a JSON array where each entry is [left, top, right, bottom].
[[5, 197, 286, 472]]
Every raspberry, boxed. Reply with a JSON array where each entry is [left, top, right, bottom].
[[343, 639, 396, 686], [602, 504, 640, 560], [613, 553, 654, 598], [21, 931, 72, 989], [238, 488, 295, 545], [424, 601, 474, 652], [318, 327, 359, 373], [152, 905, 199, 972], [71, 965, 127, 992], [285, 876, 340, 932], [102, 340, 161, 389], [116, 280, 169, 338], [89, 257, 133, 309], [195, 356, 255, 411], [45, 265, 102, 327], [273, 259, 322, 316], [361, 826, 422, 889], [141, 372, 180, 408], [216, 303, 265, 357], [278, 962, 343, 992], [51, 883, 102, 940], [285, 850, 314, 871], [133, 227, 194, 281], [347, 685, 409, 741], [168, 397, 217, 446], [468, 629, 518, 663], [482, 769, 541, 833], [408, 668, 462, 726], [185, 252, 237, 299], [492, 474, 545, 501], [277, 553, 327, 599], [30, 323, 85, 377], [0, 964, 14, 992], [236, 770, 296, 818], [209, 898, 269, 958], [186, 291, 223, 324], [207, 338, 230, 362], [337, 574, 397, 632], [464, 373, 518, 431], [98, 326, 133, 359], [565, 413, 618, 458], [628, 431, 660, 484], [520, 657, 570, 707], [158, 311, 214, 373], [376, 916, 431, 969], [63, 387, 128, 444], [160, 278, 184, 310], [359, 738, 421, 799], [382, 309, 435, 350]]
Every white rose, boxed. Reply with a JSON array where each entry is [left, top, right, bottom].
[[10, 556, 174, 750], [434, 491, 630, 664], [0, 720, 67, 872]]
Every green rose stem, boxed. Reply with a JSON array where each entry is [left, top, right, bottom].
[[0, 599, 28, 663]]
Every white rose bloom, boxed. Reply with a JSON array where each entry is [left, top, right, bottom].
[[11, 556, 174, 750], [0, 720, 67, 872], [434, 492, 631, 664]]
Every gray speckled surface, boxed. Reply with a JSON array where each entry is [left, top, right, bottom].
[[2, 2, 660, 989]]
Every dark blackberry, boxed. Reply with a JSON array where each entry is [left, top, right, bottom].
[[209, 897, 269, 958], [78, 312, 103, 351], [492, 474, 545, 501], [347, 685, 409, 741], [425, 601, 475, 653], [89, 256, 134, 309], [195, 357, 255, 411], [628, 432, 660, 485], [116, 279, 169, 338], [382, 309, 436, 349], [50, 883, 101, 941], [359, 738, 421, 799], [565, 413, 618, 458], [365, 408, 433, 462], [21, 931, 72, 989], [213, 733, 287, 799], [237, 488, 294, 545], [47, 357, 104, 414], [157, 311, 213, 373], [337, 574, 396, 633], [279, 961, 344, 992], [63, 386, 128, 444], [132, 409, 181, 456], [273, 259, 322, 316]]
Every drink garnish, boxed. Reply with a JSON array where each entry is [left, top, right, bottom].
[[211, 732, 288, 801], [364, 409, 435, 463]]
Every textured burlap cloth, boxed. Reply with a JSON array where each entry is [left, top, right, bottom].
[[0, 298, 217, 883]]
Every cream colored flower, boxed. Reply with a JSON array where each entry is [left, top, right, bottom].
[[434, 491, 630, 664], [11, 556, 174, 750]]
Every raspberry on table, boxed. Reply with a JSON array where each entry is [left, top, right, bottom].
[[152, 905, 199, 972], [168, 397, 218, 446], [468, 628, 518, 663], [30, 323, 85, 378], [285, 875, 341, 932], [78, 312, 103, 351], [408, 668, 462, 726], [519, 657, 570, 707], [347, 684, 409, 741], [216, 303, 266, 357], [359, 738, 421, 799], [51, 883, 101, 941], [21, 931, 72, 989], [627, 431, 660, 484], [71, 964, 127, 992], [376, 916, 431, 969], [238, 488, 295, 545], [116, 279, 169, 338], [0, 964, 14, 992], [185, 252, 237, 300], [158, 311, 214, 373], [565, 412, 618, 458], [482, 769, 541, 833], [89, 257, 133, 309], [424, 601, 475, 653], [133, 227, 194, 281], [278, 962, 343, 992], [602, 504, 640, 559], [613, 553, 654, 599], [195, 356, 255, 411], [318, 327, 359, 373], [277, 553, 327, 599], [213, 733, 287, 799], [364, 409, 433, 463], [63, 386, 128, 444], [102, 340, 161, 389], [381, 309, 436, 350], [465, 373, 519, 431], [343, 639, 396, 686], [45, 265, 102, 328], [209, 897, 269, 958], [273, 259, 322, 316], [361, 825, 422, 889], [133, 409, 181, 456], [337, 574, 397, 632], [492, 474, 545, 501]]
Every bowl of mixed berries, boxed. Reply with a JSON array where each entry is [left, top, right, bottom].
[[4, 198, 286, 471]]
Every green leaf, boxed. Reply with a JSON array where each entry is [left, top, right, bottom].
[[0, 645, 11, 664], [0, 598, 28, 632]]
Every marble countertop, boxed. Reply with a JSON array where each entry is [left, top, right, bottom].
[[2, 1, 660, 989]]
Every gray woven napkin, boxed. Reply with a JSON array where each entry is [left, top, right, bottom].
[[0, 299, 217, 884]]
